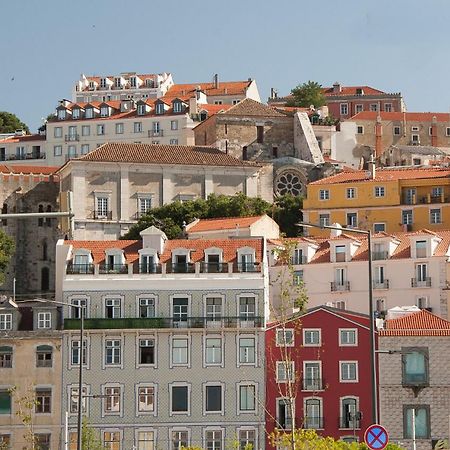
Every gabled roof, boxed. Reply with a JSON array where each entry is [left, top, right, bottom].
[[380, 309, 450, 336], [222, 98, 284, 117], [349, 111, 450, 122], [68, 240, 141, 264], [61, 142, 260, 168], [308, 167, 450, 185], [323, 85, 388, 97], [167, 80, 253, 97], [186, 215, 266, 233]]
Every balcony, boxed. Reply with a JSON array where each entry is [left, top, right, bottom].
[[330, 281, 350, 292], [64, 316, 264, 330], [148, 130, 164, 137], [166, 262, 195, 274], [200, 262, 229, 273], [92, 211, 113, 220], [303, 417, 324, 429], [302, 378, 323, 391], [66, 263, 95, 275], [339, 416, 361, 429], [411, 277, 431, 288], [373, 280, 389, 289], [372, 251, 389, 260], [234, 262, 261, 273], [290, 255, 307, 265], [98, 264, 128, 274], [137, 264, 162, 274], [65, 134, 80, 142]]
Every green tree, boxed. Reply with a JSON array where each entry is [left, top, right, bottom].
[[0, 111, 30, 134], [287, 81, 326, 108], [272, 194, 303, 237], [0, 230, 15, 285], [79, 418, 106, 450]]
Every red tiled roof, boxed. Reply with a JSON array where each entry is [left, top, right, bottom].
[[167, 81, 252, 97], [66, 143, 259, 168], [0, 165, 59, 175], [349, 111, 450, 122], [323, 85, 387, 97], [68, 240, 141, 264], [0, 134, 46, 143], [308, 167, 450, 185], [198, 104, 233, 115], [187, 216, 264, 233], [222, 98, 284, 117], [380, 310, 450, 336]]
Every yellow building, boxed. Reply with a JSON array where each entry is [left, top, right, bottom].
[[302, 166, 450, 236]]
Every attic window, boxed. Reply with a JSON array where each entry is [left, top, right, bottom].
[[130, 77, 137, 88], [114, 78, 122, 88], [100, 106, 109, 117], [85, 108, 93, 119], [356, 88, 364, 95], [137, 104, 146, 116], [100, 78, 107, 88], [155, 103, 164, 115], [72, 109, 80, 120], [88, 81, 95, 90], [256, 126, 264, 144], [173, 101, 182, 113], [145, 79, 155, 88], [57, 109, 66, 120]]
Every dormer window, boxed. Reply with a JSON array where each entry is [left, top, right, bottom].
[[114, 77, 122, 88], [237, 247, 257, 272], [85, 108, 93, 119], [155, 103, 164, 115], [72, 108, 80, 119], [100, 106, 109, 117], [204, 247, 224, 273], [335, 245, 346, 262], [145, 79, 155, 88], [104, 249, 126, 273], [137, 104, 147, 116], [130, 77, 137, 88], [100, 78, 107, 88], [170, 249, 193, 273], [292, 248, 305, 265], [173, 101, 182, 113], [57, 109, 66, 120], [415, 240, 427, 258], [72, 250, 93, 274], [88, 81, 95, 90], [139, 249, 159, 273]]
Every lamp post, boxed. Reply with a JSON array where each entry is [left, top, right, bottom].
[[298, 222, 378, 424]]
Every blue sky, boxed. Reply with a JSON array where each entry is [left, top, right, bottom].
[[1, 0, 450, 131]]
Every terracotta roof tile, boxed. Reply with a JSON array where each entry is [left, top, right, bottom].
[[222, 98, 284, 117], [68, 240, 141, 264], [0, 134, 46, 143], [0, 165, 59, 175], [349, 111, 450, 122], [198, 104, 233, 115], [71, 142, 260, 168], [380, 310, 450, 336], [308, 167, 450, 185], [167, 81, 252, 97], [323, 85, 387, 97], [187, 216, 264, 233]]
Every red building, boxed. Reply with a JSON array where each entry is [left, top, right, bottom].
[[265, 306, 375, 447]]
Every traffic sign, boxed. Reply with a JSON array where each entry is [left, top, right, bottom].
[[364, 424, 389, 450]]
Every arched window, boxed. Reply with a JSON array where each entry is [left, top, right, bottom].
[[38, 205, 44, 227], [41, 267, 50, 291]]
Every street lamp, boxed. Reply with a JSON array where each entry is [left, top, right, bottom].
[[13, 298, 85, 450], [298, 222, 379, 424]]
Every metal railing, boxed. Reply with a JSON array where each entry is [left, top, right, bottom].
[[372, 251, 388, 260], [302, 378, 323, 391], [234, 262, 261, 273], [411, 277, 431, 287], [98, 264, 128, 274], [339, 417, 361, 429], [330, 281, 350, 291], [137, 264, 162, 274], [66, 263, 95, 275], [65, 134, 80, 142], [148, 130, 164, 137], [373, 280, 389, 289], [290, 255, 307, 265], [92, 211, 113, 220], [199, 262, 229, 273], [303, 417, 324, 429], [166, 263, 195, 274]]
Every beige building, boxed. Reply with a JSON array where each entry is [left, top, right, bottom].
[[0, 299, 62, 450], [378, 309, 450, 449], [57, 142, 273, 240], [0, 132, 46, 165]]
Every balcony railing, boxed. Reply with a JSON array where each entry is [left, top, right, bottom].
[[92, 211, 113, 220], [234, 262, 261, 273], [373, 280, 389, 289], [339, 417, 361, 429], [166, 262, 195, 274], [98, 264, 128, 274], [330, 281, 350, 292], [302, 378, 323, 391], [65, 134, 80, 142], [290, 255, 307, 265], [148, 129, 164, 137], [303, 417, 324, 429], [372, 251, 389, 260], [411, 277, 432, 287], [137, 264, 162, 274], [66, 263, 95, 275], [64, 316, 264, 330], [200, 262, 229, 273]]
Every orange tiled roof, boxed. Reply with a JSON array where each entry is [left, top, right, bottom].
[[0, 165, 59, 175], [70, 142, 260, 168], [167, 81, 252, 97], [380, 310, 450, 336], [198, 104, 233, 115], [349, 111, 450, 122], [222, 98, 284, 117], [187, 216, 264, 233], [323, 85, 387, 97], [308, 167, 450, 185], [68, 240, 141, 264], [0, 134, 46, 143]]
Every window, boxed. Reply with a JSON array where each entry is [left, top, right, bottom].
[[139, 298, 155, 318], [214, 100, 223, 105], [411, 134, 420, 143], [370, 104, 378, 112], [374, 223, 386, 233], [139, 339, 155, 365], [304, 398, 322, 429], [404, 406, 430, 439], [85, 108, 93, 119], [293, 270, 303, 286], [239, 337, 255, 364], [139, 197, 152, 215], [35, 434, 51, 450], [205, 337, 222, 365], [104, 386, 121, 413], [0, 347, 12, 368], [411, 126, 419, 132], [172, 296, 188, 323], [447, 127, 450, 137], [319, 189, 329, 200], [432, 186, 443, 198], [304, 329, 320, 346], [82, 125, 90, 136], [105, 339, 121, 365], [319, 213, 330, 227], [0, 391, 10, 414], [303, 361, 321, 390], [415, 240, 427, 258], [346, 212, 357, 228], [171, 120, 178, 130], [277, 398, 293, 430], [100, 106, 109, 117], [256, 126, 264, 143], [170, 139, 178, 145], [80, 144, 89, 155], [172, 430, 188, 449], [137, 104, 146, 115], [357, 126, 364, 134], [97, 124, 105, 135], [53, 145, 62, 157], [137, 431, 154, 450], [402, 209, 413, 225], [54, 127, 62, 138], [205, 385, 222, 413], [171, 385, 188, 413], [393, 126, 401, 136], [155, 103, 164, 115], [375, 186, 385, 197], [239, 429, 256, 449], [103, 431, 120, 450], [0, 314, 12, 330], [206, 297, 222, 321], [57, 109, 66, 120], [71, 340, 87, 366], [383, 103, 392, 112], [36, 388, 51, 413], [173, 101, 182, 113], [430, 208, 441, 224], [205, 430, 222, 450], [68, 145, 76, 158], [134, 122, 143, 133], [239, 297, 256, 322], [96, 196, 109, 219], [69, 387, 87, 414], [340, 103, 348, 115], [115, 123, 124, 134], [239, 385, 256, 412], [276, 361, 295, 382], [340, 361, 358, 382], [402, 348, 428, 385], [339, 329, 357, 346], [37, 312, 51, 329], [172, 337, 188, 365], [346, 188, 356, 199], [138, 386, 154, 412], [416, 263, 428, 283], [341, 397, 359, 429], [36, 345, 52, 367], [355, 104, 363, 113], [417, 296, 428, 309], [335, 245, 346, 262], [276, 329, 294, 347], [105, 298, 121, 318]]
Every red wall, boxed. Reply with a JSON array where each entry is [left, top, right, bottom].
[[265, 308, 375, 448]]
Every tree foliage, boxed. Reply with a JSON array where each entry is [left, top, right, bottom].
[[123, 193, 303, 240], [287, 81, 326, 108], [80, 418, 106, 450], [0, 230, 15, 285], [0, 111, 29, 134]]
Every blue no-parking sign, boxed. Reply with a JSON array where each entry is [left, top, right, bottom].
[[364, 424, 389, 450]]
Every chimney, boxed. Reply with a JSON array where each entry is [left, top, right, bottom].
[[375, 114, 383, 158], [189, 96, 198, 116], [368, 153, 376, 179], [213, 74, 219, 89], [270, 88, 278, 99], [431, 116, 438, 147], [333, 82, 341, 93], [330, 223, 342, 238]]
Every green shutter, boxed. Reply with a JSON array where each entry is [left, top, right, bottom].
[[0, 392, 11, 414]]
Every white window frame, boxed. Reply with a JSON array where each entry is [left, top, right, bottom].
[[319, 189, 330, 200], [340, 103, 349, 115], [171, 428, 190, 450], [373, 223, 386, 233], [238, 335, 256, 367], [103, 296, 123, 319], [237, 382, 257, 414], [357, 126, 364, 134], [204, 335, 223, 367], [136, 383, 157, 416], [393, 126, 401, 136], [276, 360, 295, 383], [135, 429, 156, 450], [70, 337, 89, 368], [102, 429, 122, 450], [276, 328, 295, 347], [303, 360, 322, 391], [54, 127, 62, 138], [303, 328, 321, 346], [103, 337, 122, 368], [430, 208, 441, 224], [346, 188, 356, 199], [53, 145, 62, 157], [101, 384, 123, 417], [136, 295, 157, 319], [68, 384, 88, 416], [203, 382, 225, 415], [137, 336, 156, 367], [97, 124, 105, 136], [170, 335, 190, 368], [37, 312, 51, 329], [169, 383, 191, 416], [340, 361, 359, 382], [115, 122, 124, 134], [81, 125, 90, 136], [134, 122, 143, 133], [171, 120, 178, 130], [0, 314, 12, 331], [80, 144, 89, 155], [339, 328, 358, 346], [203, 428, 224, 450], [374, 186, 385, 197]]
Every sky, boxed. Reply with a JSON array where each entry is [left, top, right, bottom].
[[1, 0, 450, 132]]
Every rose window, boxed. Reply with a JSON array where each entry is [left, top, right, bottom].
[[275, 171, 304, 196]]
